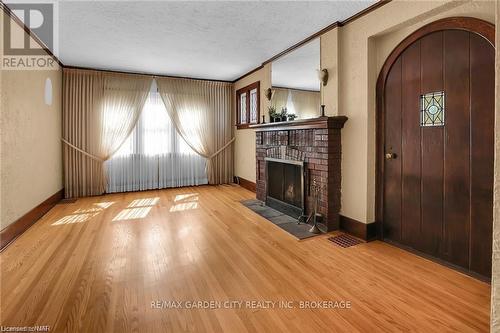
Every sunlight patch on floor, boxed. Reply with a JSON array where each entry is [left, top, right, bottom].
[[112, 207, 152, 221], [52, 213, 98, 225], [113, 197, 159, 221], [128, 197, 159, 208], [170, 202, 198, 212], [174, 193, 198, 202], [52, 202, 115, 226], [95, 201, 115, 209], [170, 193, 199, 212]]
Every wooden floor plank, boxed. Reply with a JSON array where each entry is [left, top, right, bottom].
[[0, 185, 490, 332]]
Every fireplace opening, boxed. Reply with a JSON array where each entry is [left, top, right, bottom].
[[265, 158, 305, 219]]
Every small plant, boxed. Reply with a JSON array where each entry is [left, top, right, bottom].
[[279, 107, 288, 121], [287, 114, 297, 121], [268, 105, 278, 122], [280, 107, 288, 117]]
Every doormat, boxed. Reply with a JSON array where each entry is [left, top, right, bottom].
[[327, 234, 363, 248], [241, 199, 321, 240]]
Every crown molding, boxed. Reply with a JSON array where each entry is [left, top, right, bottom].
[[233, 0, 391, 83]]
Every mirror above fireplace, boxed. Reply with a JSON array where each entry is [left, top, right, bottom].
[[271, 38, 321, 121]]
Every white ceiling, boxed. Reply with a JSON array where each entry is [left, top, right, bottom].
[[271, 38, 320, 91], [12, 1, 377, 81]]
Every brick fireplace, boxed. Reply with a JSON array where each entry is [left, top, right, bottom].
[[250, 116, 348, 231]]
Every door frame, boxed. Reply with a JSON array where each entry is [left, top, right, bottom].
[[375, 17, 495, 240]]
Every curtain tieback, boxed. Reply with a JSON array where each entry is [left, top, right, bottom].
[[61, 138, 104, 162], [209, 137, 235, 160]]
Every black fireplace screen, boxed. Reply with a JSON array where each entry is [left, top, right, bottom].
[[266, 159, 305, 218]]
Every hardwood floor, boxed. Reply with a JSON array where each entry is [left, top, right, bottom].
[[0, 185, 490, 332]]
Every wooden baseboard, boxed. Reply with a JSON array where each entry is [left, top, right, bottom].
[[233, 176, 256, 193], [339, 215, 377, 241], [1, 189, 64, 251]]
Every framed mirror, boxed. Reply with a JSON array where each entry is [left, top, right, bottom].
[[270, 38, 320, 122]]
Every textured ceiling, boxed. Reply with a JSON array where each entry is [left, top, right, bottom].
[[35, 1, 375, 80]]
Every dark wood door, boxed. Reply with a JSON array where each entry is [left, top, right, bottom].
[[382, 30, 494, 277]]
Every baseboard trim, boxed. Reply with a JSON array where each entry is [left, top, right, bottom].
[[0, 189, 64, 251], [339, 215, 377, 241], [383, 238, 490, 283], [233, 176, 256, 193]]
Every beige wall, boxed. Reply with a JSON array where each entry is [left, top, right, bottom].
[[491, 1, 499, 330], [233, 0, 496, 224], [233, 63, 271, 182], [320, 28, 339, 116], [0, 10, 63, 229], [338, 0, 495, 223]]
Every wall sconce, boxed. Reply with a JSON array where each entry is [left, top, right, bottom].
[[265, 88, 273, 101], [317, 68, 329, 86]]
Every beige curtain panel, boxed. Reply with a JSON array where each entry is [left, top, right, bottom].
[[290, 89, 320, 119], [271, 88, 289, 111], [62, 68, 152, 198], [156, 77, 234, 184]]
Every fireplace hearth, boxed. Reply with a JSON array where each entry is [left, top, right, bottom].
[[250, 116, 347, 231]]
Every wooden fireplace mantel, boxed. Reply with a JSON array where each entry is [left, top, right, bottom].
[[249, 116, 348, 131]]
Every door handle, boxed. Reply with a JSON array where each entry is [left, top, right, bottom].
[[385, 152, 397, 160]]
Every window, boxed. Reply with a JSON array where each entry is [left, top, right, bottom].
[[106, 85, 208, 193], [236, 81, 260, 129], [420, 91, 445, 127]]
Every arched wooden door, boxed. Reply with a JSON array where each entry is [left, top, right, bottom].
[[376, 18, 495, 278]]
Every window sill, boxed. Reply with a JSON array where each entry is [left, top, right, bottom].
[[236, 123, 259, 130]]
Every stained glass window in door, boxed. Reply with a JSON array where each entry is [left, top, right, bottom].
[[249, 88, 258, 123], [240, 92, 247, 124], [420, 91, 444, 127]]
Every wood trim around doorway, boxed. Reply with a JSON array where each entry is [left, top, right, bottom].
[[375, 17, 495, 240]]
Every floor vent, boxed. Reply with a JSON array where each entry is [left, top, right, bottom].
[[328, 234, 363, 248]]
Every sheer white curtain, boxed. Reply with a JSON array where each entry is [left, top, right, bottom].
[[156, 77, 233, 184], [105, 83, 207, 193]]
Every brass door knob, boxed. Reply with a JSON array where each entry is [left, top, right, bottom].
[[385, 152, 397, 160]]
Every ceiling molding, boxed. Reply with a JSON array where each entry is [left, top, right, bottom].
[[234, 0, 391, 83], [2, 0, 391, 84], [232, 65, 264, 84]]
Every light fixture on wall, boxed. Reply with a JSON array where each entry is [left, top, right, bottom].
[[265, 87, 273, 101], [317, 69, 328, 117], [317, 68, 329, 86]]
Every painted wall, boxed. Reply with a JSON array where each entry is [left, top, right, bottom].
[[233, 0, 496, 224], [0, 10, 63, 229], [338, 0, 495, 223], [491, 1, 499, 330], [320, 28, 339, 116], [233, 64, 271, 182]]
